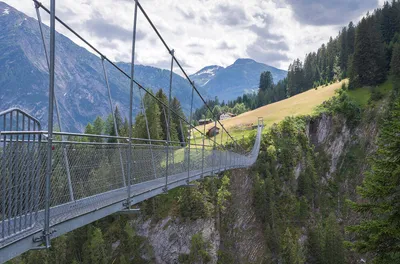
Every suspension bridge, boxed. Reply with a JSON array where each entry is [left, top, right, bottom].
[[0, 0, 263, 262]]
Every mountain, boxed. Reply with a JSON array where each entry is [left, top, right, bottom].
[[190, 65, 224, 87], [0, 2, 195, 132], [191, 58, 287, 102], [0, 2, 286, 132]]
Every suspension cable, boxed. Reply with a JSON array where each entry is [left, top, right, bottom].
[[32, 0, 229, 150], [136, 1, 244, 152]]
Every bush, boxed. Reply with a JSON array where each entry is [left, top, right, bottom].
[[179, 233, 211, 263], [369, 87, 384, 103], [315, 89, 361, 128]]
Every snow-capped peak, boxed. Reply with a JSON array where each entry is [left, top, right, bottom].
[[193, 65, 223, 77], [2, 8, 10, 16]]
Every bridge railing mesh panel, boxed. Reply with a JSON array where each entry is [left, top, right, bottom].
[[0, 109, 44, 244], [0, 125, 263, 246]]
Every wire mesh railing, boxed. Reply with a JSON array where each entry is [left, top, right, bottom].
[[0, 109, 44, 243], [0, 124, 262, 248], [0, 0, 264, 261]]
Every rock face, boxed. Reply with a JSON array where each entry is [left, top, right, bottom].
[[131, 169, 266, 264], [307, 113, 352, 178], [134, 217, 220, 264], [219, 169, 266, 263], [307, 112, 379, 180], [129, 111, 381, 263]]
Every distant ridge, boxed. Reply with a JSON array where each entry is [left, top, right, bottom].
[[0, 1, 194, 131], [191, 58, 287, 101]]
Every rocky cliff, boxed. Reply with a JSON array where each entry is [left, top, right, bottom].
[[126, 102, 384, 263]]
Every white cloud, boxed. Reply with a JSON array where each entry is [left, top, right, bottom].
[[3, 0, 382, 73]]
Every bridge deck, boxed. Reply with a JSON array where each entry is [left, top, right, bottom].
[[0, 126, 262, 263]]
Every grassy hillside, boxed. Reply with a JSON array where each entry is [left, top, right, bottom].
[[222, 80, 347, 130], [192, 80, 347, 145]]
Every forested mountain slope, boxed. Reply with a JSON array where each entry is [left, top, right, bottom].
[[10, 78, 398, 264], [0, 2, 195, 131], [5, 1, 400, 263]]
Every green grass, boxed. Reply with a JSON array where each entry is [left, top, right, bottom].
[[347, 88, 371, 107], [377, 79, 394, 95], [189, 79, 394, 146], [191, 80, 347, 145], [348, 80, 393, 107]]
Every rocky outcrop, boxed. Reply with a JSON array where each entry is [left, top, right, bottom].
[[219, 169, 266, 263], [129, 109, 382, 264], [130, 169, 266, 264], [134, 217, 220, 264]]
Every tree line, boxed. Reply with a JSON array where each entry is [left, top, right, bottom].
[[193, 96, 249, 123], [214, 0, 400, 114], [286, 0, 400, 94], [83, 88, 188, 143]]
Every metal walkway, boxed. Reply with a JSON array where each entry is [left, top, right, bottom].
[[0, 0, 264, 262], [0, 108, 263, 262]]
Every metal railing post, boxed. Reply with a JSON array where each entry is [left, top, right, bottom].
[[225, 137, 228, 171], [165, 49, 174, 191], [44, 0, 56, 248], [101, 57, 127, 186], [230, 140, 233, 169], [138, 87, 157, 179], [187, 85, 194, 183], [201, 123, 205, 178], [219, 126, 223, 173], [126, 0, 138, 207], [35, 2, 74, 202], [162, 107, 170, 191], [211, 120, 217, 175]]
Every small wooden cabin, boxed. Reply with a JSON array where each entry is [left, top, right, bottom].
[[199, 118, 213, 126], [206, 126, 220, 137]]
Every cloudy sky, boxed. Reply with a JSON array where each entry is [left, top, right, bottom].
[[4, 0, 384, 73]]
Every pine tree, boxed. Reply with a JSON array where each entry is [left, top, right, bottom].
[[379, 1, 400, 43], [347, 22, 356, 55], [287, 59, 305, 96], [83, 227, 108, 264], [304, 53, 317, 89], [351, 16, 387, 87], [143, 92, 162, 140], [104, 114, 114, 136], [84, 123, 94, 135], [114, 106, 123, 135], [92, 116, 104, 135], [348, 95, 400, 263], [155, 89, 169, 140], [48, 235, 67, 264], [323, 213, 345, 264], [84, 123, 94, 142], [259, 71, 274, 91], [326, 37, 338, 81], [133, 113, 146, 139], [92, 116, 104, 142], [119, 118, 129, 137], [339, 26, 348, 74], [281, 228, 304, 264], [306, 225, 324, 264], [333, 56, 342, 81], [119, 255, 128, 264], [171, 97, 186, 143], [212, 105, 222, 119]]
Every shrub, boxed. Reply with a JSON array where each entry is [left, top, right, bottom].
[[315, 89, 361, 128], [369, 87, 384, 103]]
